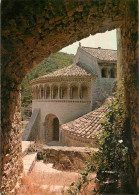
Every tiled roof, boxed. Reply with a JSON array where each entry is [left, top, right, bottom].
[[61, 97, 114, 139], [36, 62, 92, 80], [82, 47, 117, 62]]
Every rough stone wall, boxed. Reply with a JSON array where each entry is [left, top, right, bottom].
[[37, 146, 93, 171], [1, 0, 138, 193], [97, 78, 116, 96], [118, 1, 138, 190], [77, 47, 100, 76], [91, 78, 116, 108], [1, 89, 23, 194]]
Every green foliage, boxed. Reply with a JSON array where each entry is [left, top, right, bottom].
[[91, 81, 135, 194], [21, 52, 74, 107], [68, 81, 136, 194]]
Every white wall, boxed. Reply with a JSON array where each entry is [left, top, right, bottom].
[[32, 100, 92, 125]]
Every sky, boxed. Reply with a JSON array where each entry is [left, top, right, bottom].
[[60, 29, 117, 55]]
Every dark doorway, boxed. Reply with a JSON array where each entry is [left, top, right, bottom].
[[53, 117, 59, 141]]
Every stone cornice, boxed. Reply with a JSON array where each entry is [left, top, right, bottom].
[[98, 60, 117, 64], [33, 99, 91, 103]]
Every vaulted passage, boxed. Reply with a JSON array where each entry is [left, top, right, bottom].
[[1, 0, 138, 194], [45, 114, 59, 143]]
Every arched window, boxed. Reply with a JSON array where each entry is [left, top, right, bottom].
[[44, 85, 46, 99], [110, 69, 116, 78], [53, 86, 58, 99], [46, 86, 50, 99], [71, 86, 78, 99], [41, 86, 44, 99], [60, 86, 68, 99], [80, 86, 88, 99], [101, 68, 107, 78]]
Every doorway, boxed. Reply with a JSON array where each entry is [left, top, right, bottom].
[[45, 114, 59, 143], [53, 117, 59, 141]]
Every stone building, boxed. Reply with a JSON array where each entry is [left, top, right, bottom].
[[23, 44, 117, 146]]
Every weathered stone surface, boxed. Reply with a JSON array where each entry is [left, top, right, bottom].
[[37, 145, 97, 171], [1, 0, 138, 194]]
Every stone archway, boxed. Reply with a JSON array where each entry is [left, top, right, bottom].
[[1, 0, 138, 194], [45, 114, 59, 143]]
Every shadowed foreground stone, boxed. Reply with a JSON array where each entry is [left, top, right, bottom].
[[1, 0, 138, 193]]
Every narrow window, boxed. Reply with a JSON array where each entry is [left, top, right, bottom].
[[101, 68, 107, 78], [110, 69, 116, 78]]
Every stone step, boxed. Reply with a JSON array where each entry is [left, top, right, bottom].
[[40, 184, 69, 194], [23, 153, 37, 174]]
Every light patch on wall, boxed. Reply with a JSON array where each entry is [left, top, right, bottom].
[[60, 29, 117, 55]]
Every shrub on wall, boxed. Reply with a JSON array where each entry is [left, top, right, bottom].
[[68, 81, 136, 194], [92, 80, 136, 194]]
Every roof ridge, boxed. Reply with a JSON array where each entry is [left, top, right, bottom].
[[82, 46, 117, 51]]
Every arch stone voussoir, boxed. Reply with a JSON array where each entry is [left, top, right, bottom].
[[1, 0, 138, 194]]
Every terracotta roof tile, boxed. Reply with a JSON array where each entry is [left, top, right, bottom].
[[38, 62, 92, 79], [82, 47, 117, 61], [61, 97, 114, 139]]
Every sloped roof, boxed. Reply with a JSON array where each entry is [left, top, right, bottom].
[[30, 62, 93, 84], [61, 97, 113, 139], [30, 47, 117, 84], [82, 47, 117, 62], [41, 62, 92, 78]]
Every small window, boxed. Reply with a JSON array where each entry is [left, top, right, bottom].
[[110, 69, 116, 78], [46, 87, 50, 99], [101, 68, 107, 78], [71, 86, 78, 99], [53, 86, 58, 99], [41, 87, 44, 99], [80, 86, 88, 99], [60, 86, 68, 99]]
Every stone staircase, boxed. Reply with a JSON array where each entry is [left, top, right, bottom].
[[22, 141, 37, 174], [22, 141, 96, 194], [23, 153, 37, 174], [22, 108, 40, 141]]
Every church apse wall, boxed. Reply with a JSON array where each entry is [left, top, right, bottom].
[[31, 76, 92, 144], [24, 45, 118, 145]]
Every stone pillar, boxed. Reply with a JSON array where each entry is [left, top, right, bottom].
[[119, 1, 138, 192], [50, 85, 52, 99], [58, 85, 60, 99], [116, 28, 123, 80], [107, 68, 111, 78], [67, 84, 71, 99], [70, 86, 72, 99], [44, 86, 46, 99], [78, 83, 81, 99], [1, 82, 23, 194], [40, 87, 41, 99]]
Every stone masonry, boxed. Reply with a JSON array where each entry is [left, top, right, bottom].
[[1, 0, 138, 194]]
